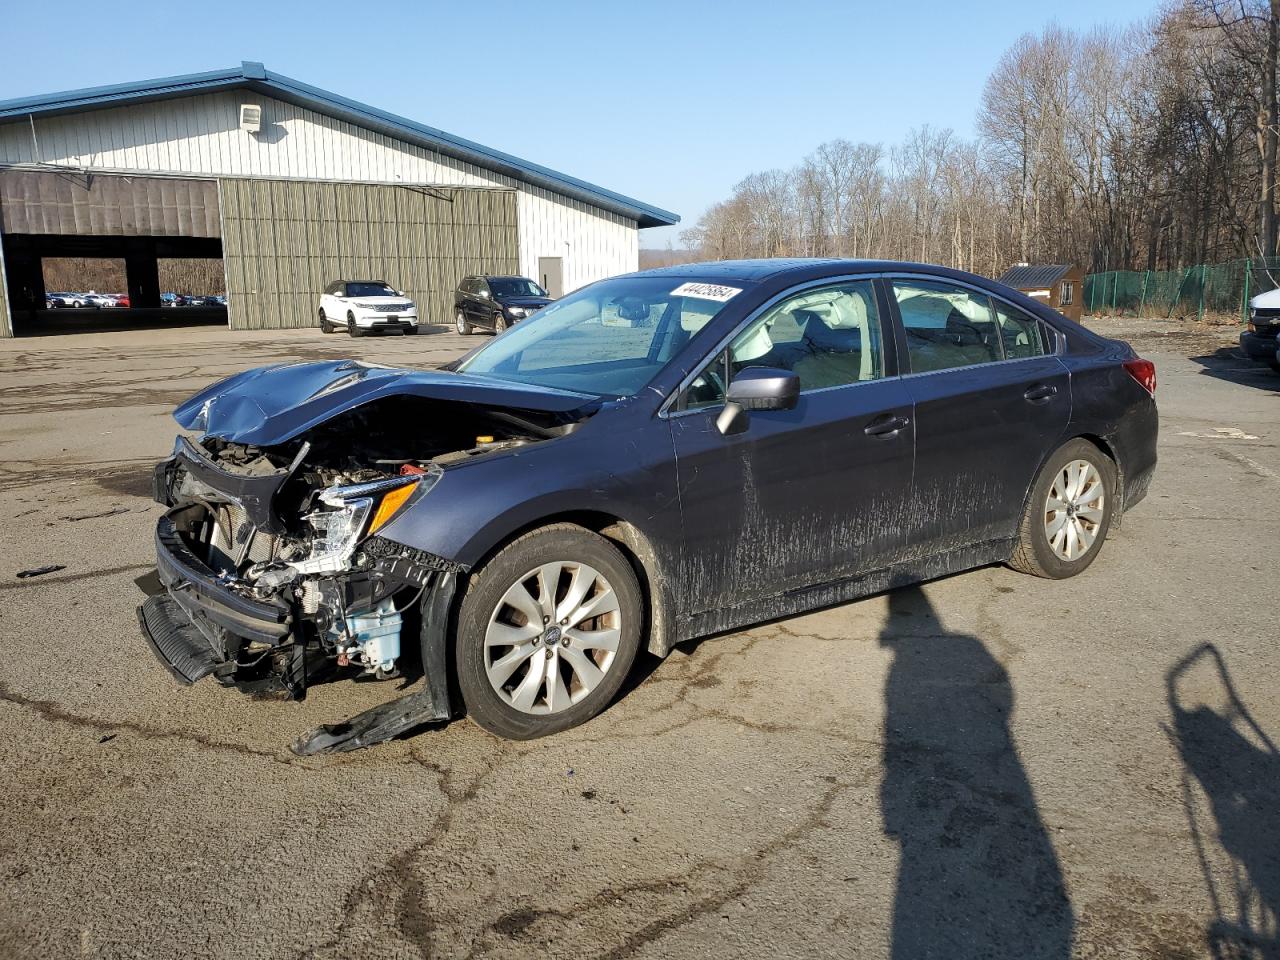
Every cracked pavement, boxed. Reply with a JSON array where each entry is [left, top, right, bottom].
[[1, 316, 1277, 959]]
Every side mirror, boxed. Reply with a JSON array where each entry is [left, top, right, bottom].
[[715, 367, 800, 435]]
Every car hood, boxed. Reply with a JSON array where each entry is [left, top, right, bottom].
[[499, 296, 553, 309], [174, 359, 597, 446], [1251, 287, 1280, 310]]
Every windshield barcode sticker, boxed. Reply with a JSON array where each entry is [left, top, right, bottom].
[[670, 282, 742, 302]]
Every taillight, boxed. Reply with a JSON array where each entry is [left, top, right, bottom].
[[1123, 358, 1156, 396]]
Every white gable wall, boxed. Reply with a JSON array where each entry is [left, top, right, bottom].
[[0, 90, 640, 295]]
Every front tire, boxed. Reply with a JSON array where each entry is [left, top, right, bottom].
[[347, 312, 363, 338], [319, 308, 332, 333], [493, 313, 508, 333], [456, 524, 643, 740], [1009, 438, 1117, 579], [455, 310, 472, 335]]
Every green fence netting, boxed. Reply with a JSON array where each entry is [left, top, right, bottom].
[[1083, 258, 1280, 321]]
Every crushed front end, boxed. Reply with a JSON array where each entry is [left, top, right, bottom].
[[140, 432, 462, 707]]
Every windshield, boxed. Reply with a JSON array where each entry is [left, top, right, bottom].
[[456, 276, 748, 397], [347, 282, 397, 297], [489, 278, 546, 299]]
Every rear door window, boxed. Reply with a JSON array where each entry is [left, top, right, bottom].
[[892, 280, 1002, 373], [992, 300, 1050, 359]]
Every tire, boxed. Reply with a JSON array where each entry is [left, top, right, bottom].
[[319, 309, 331, 334], [456, 524, 643, 740], [347, 313, 363, 338], [404, 325, 418, 336], [493, 313, 508, 333], [455, 310, 471, 335], [1267, 356, 1280, 373], [1009, 438, 1117, 579]]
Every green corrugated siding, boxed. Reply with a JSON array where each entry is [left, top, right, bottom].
[[220, 179, 519, 331]]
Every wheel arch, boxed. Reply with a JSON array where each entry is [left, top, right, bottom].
[[462, 510, 678, 659], [1013, 431, 1125, 546]]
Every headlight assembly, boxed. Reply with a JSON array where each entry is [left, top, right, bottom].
[[507, 306, 527, 318], [290, 468, 441, 574]]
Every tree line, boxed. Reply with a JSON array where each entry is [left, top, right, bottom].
[[43, 257, 225, 296], [678, 1, 1280, 276]]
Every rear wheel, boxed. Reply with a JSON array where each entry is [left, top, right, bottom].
[[347, 312, 363, 338], [456, 524, 642, 740], [1009, 439, 1116, 579], [455, 310, 471, 335]]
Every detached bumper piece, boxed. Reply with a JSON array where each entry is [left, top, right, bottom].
[[291, 571, 459, 756], [137, 592, 222, 685]]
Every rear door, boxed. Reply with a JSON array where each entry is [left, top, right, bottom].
[[668, 277, 916, 613], [888, 276, 1070, 553], [469, 279, 493, 328]]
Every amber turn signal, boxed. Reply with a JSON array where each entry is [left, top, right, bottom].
[[369, 481, 418, 533]]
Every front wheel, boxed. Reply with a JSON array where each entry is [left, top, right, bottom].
[[455, 310, 471, 335], [493, 313, 507, 333], [1009, 439, 1117, 579], [455, 524, 643, 740], [318, 308, 332, 333], [347, 313, 363, 338]]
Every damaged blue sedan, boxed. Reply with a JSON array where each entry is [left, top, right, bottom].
[[139, 259, 1158, 753]]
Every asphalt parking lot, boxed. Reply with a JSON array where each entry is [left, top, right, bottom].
[[1, 316, 1277, 959]]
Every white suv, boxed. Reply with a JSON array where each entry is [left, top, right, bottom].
[[319, 281, 419, 336]]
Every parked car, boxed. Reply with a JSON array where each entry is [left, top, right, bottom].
[[138, 259, 1158, 753], [318, 280, 418, 336], [1241, 287, 1280, 372], [82, 293, 116, 309], [454, 275, 552, 334], [48, 292, 85, 308], [114, 294, 131, 308]]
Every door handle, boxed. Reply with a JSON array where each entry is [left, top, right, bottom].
[[1024, 384, 1058, 403], [865, 414, 910, 438]]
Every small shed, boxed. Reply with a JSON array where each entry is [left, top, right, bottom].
[[997, 263, 1084, 322]]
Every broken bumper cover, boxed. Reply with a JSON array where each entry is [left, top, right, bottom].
[[152, 514, 291, 644], [138, 508, 463, 753]]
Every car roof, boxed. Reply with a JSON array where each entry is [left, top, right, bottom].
[[625, 258, 1036, 286]]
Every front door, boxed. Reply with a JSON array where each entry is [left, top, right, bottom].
[[669, 279, 916, 614], [888, 277, 1071, 553], [538, 257, 564, 299]]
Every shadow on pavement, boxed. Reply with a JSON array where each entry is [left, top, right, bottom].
[[1166, 643, 1280, 959], [1189, 347, 1280, 392], [880, 586, 1073, 959]]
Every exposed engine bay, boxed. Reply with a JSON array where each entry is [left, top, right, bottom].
[[143, 394, 577, 715]]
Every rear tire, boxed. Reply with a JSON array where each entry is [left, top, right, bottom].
[[455, 524, 643, 740], [455, 310, 471, 335], [1009, 438, 1117, 579]]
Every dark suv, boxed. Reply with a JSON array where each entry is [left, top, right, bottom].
[[453, 275, 552, 335]]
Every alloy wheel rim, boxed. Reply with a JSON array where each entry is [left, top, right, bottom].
[[484, 561, 621, 714], [1044, 459, 1104, 562], [456, 311, 466, 332]]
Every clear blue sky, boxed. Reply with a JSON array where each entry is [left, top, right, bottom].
[[1, 0, 1159, 247]]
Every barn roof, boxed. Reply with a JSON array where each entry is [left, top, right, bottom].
[[997, 264, 1075, 288], [0, 61, 679, 228]]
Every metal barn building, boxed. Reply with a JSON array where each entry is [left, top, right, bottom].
[[0, 62, 678, 337]]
